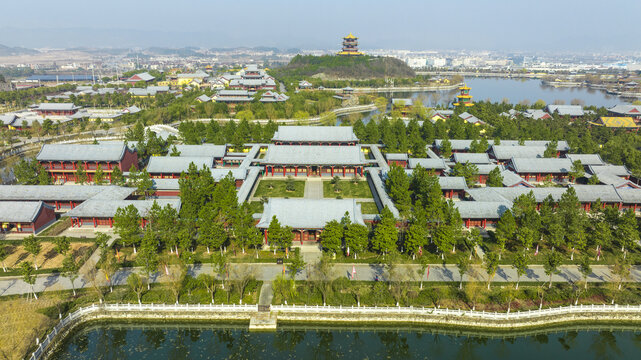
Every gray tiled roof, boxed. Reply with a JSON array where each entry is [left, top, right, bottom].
[[454, 201, 512, 219], [368, 168, 400, 218], [146, 156, 214, 173], [0, 185, 133, 201], [261, 145, 365, 165], [566, 154, 605, 166], [63, 199, 181, 218], [272, 126, 358, 143], [385, 153, 409, 161], [34, 103, 79, 111], [608, 104, 641, 116], [510, 158, 573, 174], [592, 173, 637, 188], [546, 105, 584, 116], [500, 170, 533, 187], [128, 72, 155, 82], [569, 185, 622, 203], [0, 201, 50, 222], [256, 198, 365, 229], [491, 145, 546, 160], [476, 164, 504, 175], [196, 94, 211, 102], [588, 165, 631, 177], [211, 168, 247, 181], [466, 187, 568, 203], [615, 188, 641, 204], [151, 179, 180, 190], [408, 158, 449, 170], [437, 176, 468, 190], [453, 152, 491, 164], [236, 167, 260, 204], [172, 144, 227, 158], [36, 143, 130, 162]]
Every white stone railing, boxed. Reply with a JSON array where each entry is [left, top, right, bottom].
[[29, 302, 641, 359]]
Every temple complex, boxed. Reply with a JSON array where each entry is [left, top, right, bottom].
[[453, 84, 474, 107]]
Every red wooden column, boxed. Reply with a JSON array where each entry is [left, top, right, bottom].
[[264, 230, 269, 244], [482, 219, 487, 229], [93, 218, 96, 228], [295, 166, 298, 176], [306, 166, 310, 177], [271, 166, 274, 176], [465, 219, 470, 228], [283, 166, 287, 176], [331, 166, 334, 177], [343, 166, 346, 177]]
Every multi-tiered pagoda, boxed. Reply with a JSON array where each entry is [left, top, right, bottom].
[[337, 33, 364, 56], [453, 84, 474, 107]]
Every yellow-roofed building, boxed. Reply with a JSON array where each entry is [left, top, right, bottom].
[[591, 117, 639, 131], [337, 33, 364, 56]]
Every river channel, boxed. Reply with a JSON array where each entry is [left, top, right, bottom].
[[51, 322, 641, 359]]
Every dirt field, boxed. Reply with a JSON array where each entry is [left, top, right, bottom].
[[0, 297, 59, 360], [2, 242, 94, 270]]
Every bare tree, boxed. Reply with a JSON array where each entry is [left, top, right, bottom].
[[232, 264, 256, 304]]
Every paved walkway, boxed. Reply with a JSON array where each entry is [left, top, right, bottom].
[[2, 263, 641, 297], [258, 283, 273, 306], [304, 179, 323, 199]]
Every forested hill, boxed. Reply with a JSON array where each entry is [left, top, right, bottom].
[[272, 55, 415, 80]]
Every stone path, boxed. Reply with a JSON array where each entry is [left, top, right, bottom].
[[2, 263, 641, 297], [258, 282, 273, 306], [303, 179, 323, 199]]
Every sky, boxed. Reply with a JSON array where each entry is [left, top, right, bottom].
[[1, 0, 639, 52]]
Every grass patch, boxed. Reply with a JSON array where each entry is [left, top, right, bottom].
[[358, 202, 379, 214], [0, 242, 96, 276], [253, 180, 305, 198], [323, 179, 373, 198]]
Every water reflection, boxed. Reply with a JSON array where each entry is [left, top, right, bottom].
[[51, 323, 641, 360]]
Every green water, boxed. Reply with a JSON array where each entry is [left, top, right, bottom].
[[51, 323, 641, 360]]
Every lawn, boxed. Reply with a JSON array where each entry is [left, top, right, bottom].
[[253, 179, 305, 198], [323, 179, 373, 198], [0, 242, 95, 273], [358, 202, 379, 214]]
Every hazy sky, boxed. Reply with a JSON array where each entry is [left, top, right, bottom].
[[1, 0, 639, 51]]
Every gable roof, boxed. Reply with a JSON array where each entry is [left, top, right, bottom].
[[509, 158, 573, 174], [546, 105, 584, 116], [500, 170, 534, 187], [64, 199, 180, 218], [127, 72, 155, 82], [34, 103, 79, 111], [408, 158, 449, 170], [256, 198, 365, 229], [261, 145, 365, 165], [565, 154, 605, 166], [452, 152, 491, 164], [608, 104, 641, 116], [172, 144, 227, 158], [0, 185, 134, 201], [490, 145, 546, 160], [146, 156, 214, 174], [594, 117, 639, 128], [0, 201, 51, 223], [272, 126, 358, 143], [36, 143, 130, 162], [454, 201, 512, 219]]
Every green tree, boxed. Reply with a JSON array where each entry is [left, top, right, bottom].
[[94, 164, 105, 184], [62, 254, 79, 296], [440, 138, 452, 158], [344, 223, 369, 259], [110, 166, 124, 185], [0, 246, 7, 272], [53, 236, 71, 256], [75, 161, 88, 184], [577, 255, 592, 290], [486, 167, 504, 187], [198, 273, 217, 303], [286, 252, 306, 286], [137, 231, 159, 290], [543, 251, 563, 288], [451, 162, 479, 187], [371, 207, 398, 255], [404, 207, 428, 258], [113, 204, 142, 253], [127, 272, 146, 304], [494, 210, 516, 260], [456, 256, 470, 289], [23, 235, 41, 270], [385, 165, 411, 216], [512, 252, 529, 289], [484, 252, 499, 290], [12, 159, 51, 185], [212, 252, 229, 290], [617, 209, 639, 259], [569, 160, 585, 181], [543, 140, 558, 158], [101, 250, 118, 292], [320, 220, 343, 254], [20, 261, 37, 300]]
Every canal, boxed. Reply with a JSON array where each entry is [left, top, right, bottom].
[[51, 322, 641, 359]]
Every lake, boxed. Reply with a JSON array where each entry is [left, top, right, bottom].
[[380, 77, 630, 108], [51, 323, 641, 360]]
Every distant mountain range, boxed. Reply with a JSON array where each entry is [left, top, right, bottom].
[[0, 44, 39, 56]]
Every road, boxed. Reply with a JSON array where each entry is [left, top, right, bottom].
[[1, 263, 641, 297]]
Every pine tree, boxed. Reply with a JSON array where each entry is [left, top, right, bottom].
[[495, 210, 516, 259], [385, 165, 411, 216], [75, 161, 88, 184], [320, 220, 343, 254], [371, 207, 398, 255], [113, 204, 142, 254], [344, 223, 369, 258], [486, 166, 503, 187], [94, 164, 105, 184], [110, 166, 124, 185]]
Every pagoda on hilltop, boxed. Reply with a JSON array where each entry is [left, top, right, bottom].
[[337, 33, 364, 56], [453, 84, 474, 107]]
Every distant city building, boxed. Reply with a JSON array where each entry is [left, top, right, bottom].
[[337, 33, 364, 56]]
